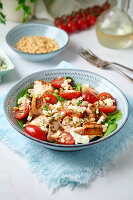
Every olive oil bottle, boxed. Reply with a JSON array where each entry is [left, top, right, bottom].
[[96, 0, 133, 49]]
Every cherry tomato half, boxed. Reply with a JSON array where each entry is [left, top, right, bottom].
[[43, 94, 57, 105], [59, 91, 81, 100], [99, 92, 116, 105], [54, 131, 75, 145], [68, 111, 84, 118], [51, 77, 65, 88], [82, 91, 99, 104], [14, 103, 29, 120], [98, 105, 116, 114], [58, 109, 68, 118], [24, 125, 47, 141]]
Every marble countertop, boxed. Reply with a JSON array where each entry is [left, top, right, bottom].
[[0, 15, 133, 200]]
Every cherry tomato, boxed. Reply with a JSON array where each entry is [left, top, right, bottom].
[[54, 17, 64, 25], [51, 77, 65, 88], [99, 92, 116, 105], [58, 109, 68, 118], [14, 103, 29, 120], [24, 125, 46, 141], [98, 105, 116, 113], [75, 11, 83, 18], [86, 13, 96, 26], [76, 17, 87, 30], [82, 91, 99, 104], [54, 131, 75, 145], [92, 5, 101, 17], [59, 91, 81, 100], [56, 22, 68, 32], [101, 2, 110, 12], [43, 94, 57, 105], [67, 20, 77, 33], [68, 111, 84, 118], [66, 15, 75, 22]]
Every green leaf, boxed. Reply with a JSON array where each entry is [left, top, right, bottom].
[[106, 110, 122, 124], [43, 105, 48, 111], [103, 123, 118, 138], [65, 76, 74, 83], [16, 119, 26, 130], [57, 114, 63, 118], [53, 141, 59, 144], [0, 2, 3, 9], [29, 0, 37, 3], [53, 93, 66, 102], [16, 86, 33, 106], [77, 100, 82, 106], [76, 82, 81, 91]]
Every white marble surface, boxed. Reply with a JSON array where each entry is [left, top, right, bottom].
[[0, 13, 133, 200]]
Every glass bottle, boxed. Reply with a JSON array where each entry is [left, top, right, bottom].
[[96, 0, 133, 49]]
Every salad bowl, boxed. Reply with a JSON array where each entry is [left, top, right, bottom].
[[4, 69, 129, 151]]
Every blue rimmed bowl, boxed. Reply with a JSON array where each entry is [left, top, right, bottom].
[[6, 23, 69, 62], [4, 69, 129, 151]]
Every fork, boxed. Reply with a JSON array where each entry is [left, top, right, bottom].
[[77, 48, 133, 82]]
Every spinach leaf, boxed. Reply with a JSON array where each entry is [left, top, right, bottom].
[[65, 76, 74, 83], [76, 82, 81, 91], [16, 86, 33, 106], [106, 110, 122, 124], [103, 110, 122, 137], [53, 141, 59, 144], [16, 119, 26, 130], [103, 123, 118, 137], [53, 93, 66, 102]]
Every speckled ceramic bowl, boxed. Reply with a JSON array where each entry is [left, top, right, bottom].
[[4, 69, 129, 151], [6, 23, 68, 62]]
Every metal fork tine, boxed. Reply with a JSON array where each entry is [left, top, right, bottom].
[[78, 48, 98, 65], [83, 51, 97, 61], [87, 49, 99, 59], [78, 49, 96, 65]]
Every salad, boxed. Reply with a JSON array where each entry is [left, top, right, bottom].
[[13, 77, 122, 145]]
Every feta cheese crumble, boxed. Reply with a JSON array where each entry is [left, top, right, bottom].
[[67, 105, 86, 113], [97, 116, 105, 124], [61, 79, 71, 90], [27, 115, 32, 122], [103, 98, 115, 106], [70, 131, 89, 144], [18, 96, 30, 105]]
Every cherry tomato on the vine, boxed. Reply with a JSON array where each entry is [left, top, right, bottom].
[[76, 17, 87, 30], [67, 20, 77, 33], [56, 22, 68, 32], [86, 13, 96, 26]]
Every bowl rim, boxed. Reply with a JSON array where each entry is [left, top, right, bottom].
[[4, 68, 129, 149], [6, 22, 69, 56]]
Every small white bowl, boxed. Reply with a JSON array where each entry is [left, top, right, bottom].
[[0, 48, 14, 77]]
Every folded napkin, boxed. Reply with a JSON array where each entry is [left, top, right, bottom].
[[0, 61, 133, 192]]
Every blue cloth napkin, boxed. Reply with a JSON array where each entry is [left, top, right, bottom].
[[0, 61, 133, 192]]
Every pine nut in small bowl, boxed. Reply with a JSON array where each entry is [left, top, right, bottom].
[[6, 23, 69, 62]]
